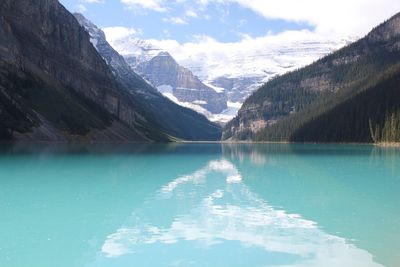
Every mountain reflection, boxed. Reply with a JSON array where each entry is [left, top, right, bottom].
[[89, 156, 381, 267]]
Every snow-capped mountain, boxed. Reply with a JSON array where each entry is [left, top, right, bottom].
[[181, 39, 353, 81], [180, 38, 354, 104], [105, 31, 354, 123], [128, 51, 227, 114], [113, 38, 164, 68], [110, 35, 228, 116]]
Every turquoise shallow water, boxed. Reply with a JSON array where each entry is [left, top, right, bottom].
[[0, 143, 399, 267]]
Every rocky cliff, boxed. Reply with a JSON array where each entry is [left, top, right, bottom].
[[127, 52, 227, 114], [211, 76, 264, 103], [73, 14, 159, 98], [134, 52, 227, 114], [106, 36, 228, 115], [74, 13, 221, 141], [0, 0, 221, 141], [0, 0, 159, 141]]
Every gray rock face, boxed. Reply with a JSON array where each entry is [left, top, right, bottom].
[[127, 52, 227, 114], [0, 0, 221, 141], [73, 13, 222, 141], [210, 76, 264, 103], [73, 13, 160, 99], [0, 0, 156, 141]]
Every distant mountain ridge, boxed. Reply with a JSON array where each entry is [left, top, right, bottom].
[[106, 30, 352, 123], [182, 38, 354, 103], [110, 35, 228, 117], [131, 51, 227, 114], [223, 12, 400, 143]]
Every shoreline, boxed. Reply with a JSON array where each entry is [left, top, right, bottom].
[[181, 140, 398, 146], [375, 142, 400, 147], [1, 140, 399, 146]]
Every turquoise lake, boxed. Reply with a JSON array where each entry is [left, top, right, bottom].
[[0, 143, 399, 267]]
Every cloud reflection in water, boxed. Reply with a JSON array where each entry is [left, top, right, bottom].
[[94, 159, 381, 267]]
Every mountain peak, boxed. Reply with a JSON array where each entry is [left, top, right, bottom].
[[72, 12, 85, 21], [73, 13, 106, 49], [151, 51, 176, 64], [110, 37, 164, 62], [73, 12, 96, 30], [157, 51, 172, 57]]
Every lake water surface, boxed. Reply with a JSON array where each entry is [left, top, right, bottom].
[[0, 143, 399, 267]]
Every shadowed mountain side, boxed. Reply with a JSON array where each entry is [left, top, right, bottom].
[[0, 0, 221, 142]]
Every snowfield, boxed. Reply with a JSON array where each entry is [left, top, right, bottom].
[[104, 30, 355, 123]]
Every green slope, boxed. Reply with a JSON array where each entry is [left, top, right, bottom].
[[223, 12, 400, 143], [254, 65, 400, 142]]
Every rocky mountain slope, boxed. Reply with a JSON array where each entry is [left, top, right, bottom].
[[106, 32, 351, 123], [0, 0, 220, 141], [223, 12, 400, 142], [110, 36, 227, 115], [134, 52, 227, 114], [74, 13, 221, 141]]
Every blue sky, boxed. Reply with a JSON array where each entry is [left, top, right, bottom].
[[59, 0, 313, 43], [58, 0, 399, 78], [59, 0, 400, 44], [58, 0, 399, 100]]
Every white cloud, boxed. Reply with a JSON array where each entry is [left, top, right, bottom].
[[98, 160, 382, 267], [163, 16, 188, 25], [206, 0, 400, 37], [103, 27, 141, 43], [116, 0, 400, 37], [139, 30, 350, 80], [185, 10, 198, 18], [162, 29, 171, 38], [105, 0, 398, 85], [121, 0, 167, 12], [118, 0, 399, 37], [73, 0, 103, 15], [203, 14, 212, 20], [75, 4, 87, 13]]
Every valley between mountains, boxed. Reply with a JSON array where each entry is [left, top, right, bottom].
[[0, 0, 399, 143]]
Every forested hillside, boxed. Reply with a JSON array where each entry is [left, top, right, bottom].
[[223, 12, 400, 143], [254, 65, 400, 142]]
